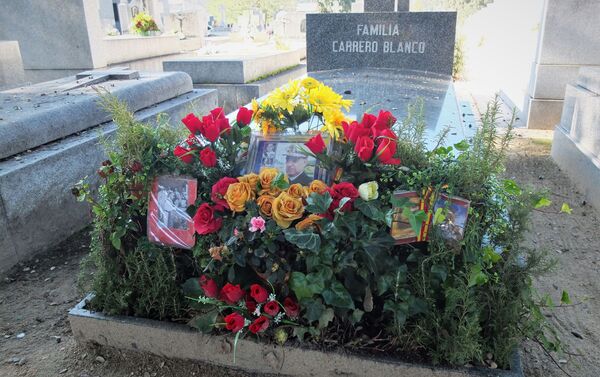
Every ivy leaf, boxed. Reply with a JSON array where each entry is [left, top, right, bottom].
[[284, 229, 321, 251], [322, 281, 355, 309], [272, 172, 290, 190], [534, 197, 552, 208], [334, 210, 359, 237], [290, 272, 313, 300], [302, 298, 325, 322], [467, 265, 488, 287], [182, 277, 203, 297], [433, 207, 446, 225], [383, 300, 409, 329], [561, 290, 572, 305], [404, 208, 427, 235], [430, 264, 448, 282], [306, 191, 333, 214], [560, 203, 573, 214], [354, 198, 384, 221], [503, 179, 522, 196], [453, 139, 470, 151], [318, 308, 335, 329]]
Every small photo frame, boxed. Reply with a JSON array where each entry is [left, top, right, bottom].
[[432, 194, 470, 241], [147, 175, 197, 249], [246, 133, 331, 185], [391, 191, 421, 245]]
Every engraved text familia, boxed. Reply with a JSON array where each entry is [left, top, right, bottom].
[[331, 24, 426, 54]]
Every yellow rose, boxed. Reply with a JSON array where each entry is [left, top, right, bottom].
[[256, 194, 275, 217], [295, 214, 323, 231], [238, 173, 259, 192], [287, 183, 307, 200], [307, 180, 329, 195], [258, 167, 287, 196], [224, 182, 255, 212], [272, 192, 305, 228]]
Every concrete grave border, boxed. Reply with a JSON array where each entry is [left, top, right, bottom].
[[70, 294, 523, 377]]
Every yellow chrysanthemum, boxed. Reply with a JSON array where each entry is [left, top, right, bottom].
[[307, 83, 343, 114], [267, 80, 300, 113], [261, 120, 278, 135], [321, 109, 347, 140]]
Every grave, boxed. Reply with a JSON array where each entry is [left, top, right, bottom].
[[551, 67, 600, 209], [0, 70, 217, 275], [164, 47, 307, 112]]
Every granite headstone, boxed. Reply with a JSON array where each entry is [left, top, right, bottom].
[[364, 0, 409, 12], [306, 12, 456, 76]]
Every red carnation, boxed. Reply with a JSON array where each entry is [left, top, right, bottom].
[[193, 203, 222, 235], [224, 312, 245, 333], [174, 145, 194, 164], [182, 113, 203, 134], [329, 182, 359, 212], [199, 275, 219, 298], [283, 297, 300, 318], [199, 147, 217, 168], [250, 284, 269, 303], [220, 283, 245, 304], [263, 301, 280, 316], [354, 135, 374, 162], [249, 316, 270, 334], [376, 129, 401, 165], [211, 177, 239, 211], [236, 107, 253, 126], [305, 133, 326, 154]]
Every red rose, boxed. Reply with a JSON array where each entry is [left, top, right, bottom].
[[224, 312, 245, 333], [361, 113, 377, 128], [249, 316, 270, 334], [211, 177, 239, 211], [283, 297, 300, 318], [245, 295, 257, 313], [210, 107, 226, 119], [376, 129, 401, 165], [216, 117, 231, 134], [328, 182, 359, 212], [354, 135, 374, 162], [373, 110, 396, 133], [236, 107, 253, 126], [199, 115, 220, 143], [263, 301, 279, 316], [250, 284, 268, 303], [220, 283, 245, 304], [305, 133, 326, 154], [193, 203, 222, 235], [182, 113, 203, 134], [199, 275, 219, 298], [174, 145, 194, 164], [343, 120, 371, 144], [199, 147, 217, 168]]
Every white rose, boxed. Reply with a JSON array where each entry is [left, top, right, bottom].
[[358, 181, 379, 201]]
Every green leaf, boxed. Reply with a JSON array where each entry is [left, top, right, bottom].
[[302, 298, 325, 322], [405, 208, 427, 235], [354, 198, 384, 221], [383, 300, 409, 329], [350, 309, 364, 324], [292, 326, 309, 341], [284, 229, 321, 251], [272, 172, 290, 190], [433, 207, 446, 225], [430, 264, 448, 282], [318, 308, 335, 329], [182, 277, 203, 297], [453, 139, 470, 151], [560, 203, 572, 214], [188, 310, 218, 333], [334, 210, 358, 237], [534, 197, 552, 208], [503, 179, 522, 196], [110, 235, 121, 250], [306, 191, 333, 214], [561, 290, 572, 305], [467, 265, 488, 287], [290, 272, 313, 300], [322, 281, 355, 309]]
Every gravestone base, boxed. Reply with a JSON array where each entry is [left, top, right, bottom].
[[0, 72, 217, 276], [0, 41, 26, 90], [194, 64, 307, 113], [523, 97, 563, 130]]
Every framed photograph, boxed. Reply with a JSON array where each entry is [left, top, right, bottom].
[[147, 175, 197, 249], [246, 133, 331, 185], [390, 190, 434, 245], [432, 194, 470, 241]]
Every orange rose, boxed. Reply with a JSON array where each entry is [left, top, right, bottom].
[[287, 183, 306, 200], [271, 192, 305, 228], [224, 182, 255, 212], [307, 180, 329, 195], [295, 214, 323, 231], [238, 173, 259, 192], [256, 194, 275, 217], [258, 167, 287, 196]]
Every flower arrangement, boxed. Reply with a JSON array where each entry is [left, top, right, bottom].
[[131, 12, 160, 35], [76, 81, 565, 370]]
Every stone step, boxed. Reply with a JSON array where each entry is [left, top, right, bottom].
[[577, 67, 600, 96]]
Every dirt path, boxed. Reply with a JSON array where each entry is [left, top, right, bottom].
[[1, 131, 599, 377]]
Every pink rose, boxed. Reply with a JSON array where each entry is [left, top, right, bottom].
[[249, 216, 266, 233]]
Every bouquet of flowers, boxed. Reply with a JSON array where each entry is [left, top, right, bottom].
[[132, 12, 160, 35]]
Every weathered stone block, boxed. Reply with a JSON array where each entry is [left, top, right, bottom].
[[523, 97, 563, 129], [527, 64, 579, 100], [0, 41, 25, 90], [577, 67, 600, 96]]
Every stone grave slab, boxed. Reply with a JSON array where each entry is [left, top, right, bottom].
[[306, 12, 456, 76], [0, 71, 192, 160], [0, 71, 218, 276], [309, 68, 473, 147], [0, 41, 25, 90]]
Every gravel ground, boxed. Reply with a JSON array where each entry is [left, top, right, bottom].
[[1, 131, 598, 377]]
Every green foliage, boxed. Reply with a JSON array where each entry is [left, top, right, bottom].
[[206, 0, 294, 25], [453, 35, 466, 79], [317, 0, 354, 13]]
